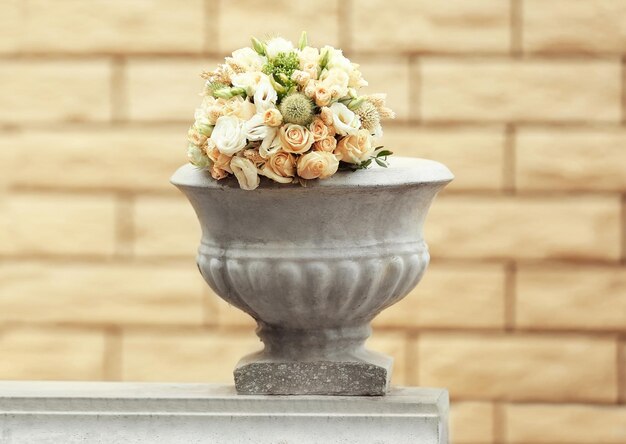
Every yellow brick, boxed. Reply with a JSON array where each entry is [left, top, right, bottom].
[[382, 125, 505, 190], [416, 334, 617, 402], [524, 0, 626, 53], [0, 262, 205, 325], [383, 126, 505, 190], [218, 0, 339, 52], [211, 294, 257, 328], [426, 196, 621, 261], [517, 129, 626, 191], [0, 60, 111, 123], [517, 265, 626, 330], [367, 332, 408, 385], [351, 0, 509, 53], [505, 404, 626, 444], [450, 402, 495, 444], [133, 196, 200, 257], [0, 193, 116, 256], [122, 331, 261, 382], [421, 60, 620, 122], [21, 0, 205, 53], [0, 0, 19, 53], [0, 127, 188, 191], [0, 327, 105, 380], [127, 59, 220, 121], [358, 58, 411, 120], [373, 264, 505, 329]]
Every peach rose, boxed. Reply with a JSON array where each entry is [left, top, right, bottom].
[[319, 106, 333, 126], [313, 136, 337, 153], [309, 118, 330, 142], [263, 108, 283, 127], [334, 129, 373, 164], [297, 151, 339, 180], [261, 150, 296, 184], [210, 164, 229, 180], [279, 124, 314, 154], [314, 85, 331, 107], [205, 142, 233, 178]]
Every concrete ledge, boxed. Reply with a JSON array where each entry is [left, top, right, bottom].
[[0, 381, 448, 443]]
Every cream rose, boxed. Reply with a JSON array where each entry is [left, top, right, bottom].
[[297, 151, 339, 180], [279, 124, 314, 154], [334, 130, 373, 164], [244, 113, 272, 141], [230, 156, 260, 190], [210, 115, 247, 155], [222, 96, 256, 121], [309, 118, 329, 142], [263, 108, 283, 127], [261, 150, 296, 184], [329, 102, 361, 136], [313, 136, 337, 153], [319, 106, 334, 126], [231, 71, 269, 96]]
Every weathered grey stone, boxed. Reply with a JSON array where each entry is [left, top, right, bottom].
[[0, 382, 449, 444], [171, 157, 453, 395]]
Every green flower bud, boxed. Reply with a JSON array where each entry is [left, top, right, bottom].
[[319, 48, 330, 69], [187, 143, 212, 169], [251, 36, 266, 56], [230, 87, 247, 97], [298, 31, 308, 50], [269, 76, 287, 94], [277, 73, 291, 84], [213, 88, 233, 99], [348, 97, 366, 111], [196, 123, 213, 137]]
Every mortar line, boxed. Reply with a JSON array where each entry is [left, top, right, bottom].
[[110, 56, 127, 122], [338, 0, 352, 54], [114, 193, 134, 259], [203, 0, 218, 53], [622, 56, 626, 124], [409, 56, 421, 123], [618, 335, 625, 404], [504, 124, 516, 194], [103, 327, 123, 381], [504, 261, 517, 331], [510, 0, 523, 57], [493, 402, 506, 444]]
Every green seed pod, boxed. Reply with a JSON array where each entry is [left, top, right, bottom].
[[279, 93, 315, 126]]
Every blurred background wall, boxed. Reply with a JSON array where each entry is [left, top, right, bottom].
[[0, 0, 625, 442]]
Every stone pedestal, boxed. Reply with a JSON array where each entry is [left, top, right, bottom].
[[0, 381, 448, 443]]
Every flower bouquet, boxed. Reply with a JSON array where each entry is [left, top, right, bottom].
[[186, 32, 395, 190]]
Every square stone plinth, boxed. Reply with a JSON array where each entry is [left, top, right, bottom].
[[0, 382, 448, 444]]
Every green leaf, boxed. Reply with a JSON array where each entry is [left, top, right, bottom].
[[375, 157, 389, 168], [376, 150, 393, 157], [298, 31, 308, 50]]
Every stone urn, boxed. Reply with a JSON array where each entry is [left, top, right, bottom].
[[171, 156, 453, 396]]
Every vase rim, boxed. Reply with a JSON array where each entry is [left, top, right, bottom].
[[171, 156, 453, 190]]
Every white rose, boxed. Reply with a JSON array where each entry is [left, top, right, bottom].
[[210, 115, 247, 155], [253, 79, 277, 113], [329, 102, 361, 136], [299, 46, 320, 67], [231, 47, 265, 72], [231, 72, 270, 96], [244, 113, 272, 141], [230, 156, 260, 191], [265, 37, 294, 59], [259, 130, 281, 158], [324, 46, 353, 73]]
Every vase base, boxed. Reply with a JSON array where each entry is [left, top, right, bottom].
[[234, 350, 392, 396]]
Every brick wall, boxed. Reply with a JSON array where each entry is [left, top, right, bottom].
[[1, 1, 625, 442]]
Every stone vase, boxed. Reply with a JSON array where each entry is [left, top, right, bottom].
[[171, 156, 453, 396]]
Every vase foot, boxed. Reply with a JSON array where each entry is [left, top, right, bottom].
[[234, 348, 392, 396]]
